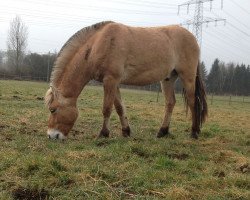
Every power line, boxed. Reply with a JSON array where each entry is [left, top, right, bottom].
[[212, 11, 250, 37], [0, 13, 173, 33], [108, 0, 177, 9], [222, 10, 250, 31], [202, 40, 249, 64], [203, 29, 250, 57], [231, 0, 250, 15], [10, 0, 176, 16], [209, 26, 250, 46], [202, 43, 235, 62], [227, 22, 250, 37], [203, 31, 249, 62], [178, 0, 226, 47]]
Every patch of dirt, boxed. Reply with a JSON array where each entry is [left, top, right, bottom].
[[132, 138, 144, 142], [213, 170, 226, 178], [96, 141, 109, 147], [36, 97, 44, 101], [239, 163, 249, 173], [0, 125, 10, 130], [12, 187, 49, 200], [5, 135, 13, 141], [12, 95, 21, 100], [184, 128, 191, 132], [72, 129, 84, 137], [18, 126, 38, 135], [20, 122, 27, 126], [131, 147, 150, 158], [95, 140, 111, 147], [167, 153, 189, 160]]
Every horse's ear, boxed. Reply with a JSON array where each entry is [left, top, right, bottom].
[[44, 87, 54, 107]]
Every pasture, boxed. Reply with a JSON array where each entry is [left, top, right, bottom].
[[0, 80, 249, 200]]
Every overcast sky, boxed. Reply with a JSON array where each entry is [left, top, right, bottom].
[[0, 0, 250, 69]]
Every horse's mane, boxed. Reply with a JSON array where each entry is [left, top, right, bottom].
[[45, 21, 113, 107], [50, 21, 114, 87], [45, 86, 58, 107]]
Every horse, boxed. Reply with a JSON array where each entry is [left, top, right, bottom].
[[45, 21, 207, 140]]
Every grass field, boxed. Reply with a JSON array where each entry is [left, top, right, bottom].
[[0, 80, 249, 200]]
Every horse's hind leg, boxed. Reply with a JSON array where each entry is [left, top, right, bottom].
[[114, 87, 130, 137], [179, 74, 199, 139], [157, 73, 178, 138], [98, 76, 119, 138]]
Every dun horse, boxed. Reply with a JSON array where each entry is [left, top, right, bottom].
[[45, 21, 207, 140]]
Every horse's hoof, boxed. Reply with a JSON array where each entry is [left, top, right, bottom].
[[191, 132, 198, 139], [122, 127, 131, 137], [97, 129, 110, 138], [157, 127, 169, 138]]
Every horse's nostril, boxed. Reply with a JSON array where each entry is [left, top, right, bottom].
[[56, 133, 59, 139], [48, 135, 51, 139]]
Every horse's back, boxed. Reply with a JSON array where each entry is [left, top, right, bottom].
[[90, 22, 199, 85]]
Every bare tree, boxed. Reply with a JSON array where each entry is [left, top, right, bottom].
[[7, 16, 28, 74], [218, 62, 227, 93]]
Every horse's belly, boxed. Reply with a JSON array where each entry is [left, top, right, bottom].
[[121, 64, 172, 86]]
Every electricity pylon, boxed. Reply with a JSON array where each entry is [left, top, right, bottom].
[[178, 0, 226, 47]]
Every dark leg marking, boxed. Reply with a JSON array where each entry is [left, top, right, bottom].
[[98, 128, 110, 138], [191, 127, 200, 139], [157, 127, 170, 138], [122, 126, 131, 137]]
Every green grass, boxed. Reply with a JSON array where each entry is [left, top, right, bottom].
[[0, 80, 249, 200]]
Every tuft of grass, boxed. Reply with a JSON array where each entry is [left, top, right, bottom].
[[50, 160, 67, 172], [155, 156, 177, 170]]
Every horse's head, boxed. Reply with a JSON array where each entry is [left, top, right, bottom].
[[45, 87, 78, 140]]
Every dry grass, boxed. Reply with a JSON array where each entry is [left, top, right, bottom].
[[0, 80, 249, 200]]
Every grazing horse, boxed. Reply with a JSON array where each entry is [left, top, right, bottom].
[[45, 21, 207, 140]]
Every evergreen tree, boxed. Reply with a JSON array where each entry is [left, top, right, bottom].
[[232, 65, 242, 95], [247, 66, 250, 95], [200, 61, 207, 85], [218, 62, 227, 94], [240, 64, 247, 95], [224, 62, 235, 94], [207, 58, 220, 94]]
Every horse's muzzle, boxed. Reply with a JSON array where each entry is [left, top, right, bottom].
[[47, 129, 66, 140]]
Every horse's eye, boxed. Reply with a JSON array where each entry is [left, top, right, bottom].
[[50, 108, 56, 113]]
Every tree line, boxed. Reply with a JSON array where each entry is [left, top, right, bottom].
[[175, 60, 250, 96], [206, 59, 250, 96], [0, 51, 56, 80], [0, 16, 249, 96]]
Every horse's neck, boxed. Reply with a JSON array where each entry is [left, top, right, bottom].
[[56, 63, 91, 99]]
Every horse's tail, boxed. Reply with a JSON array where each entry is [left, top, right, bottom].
[[194, 62, 208, 129], [183, 62, 208, 130]]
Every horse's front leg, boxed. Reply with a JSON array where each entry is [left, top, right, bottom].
[[98, 76, 118, 138]]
